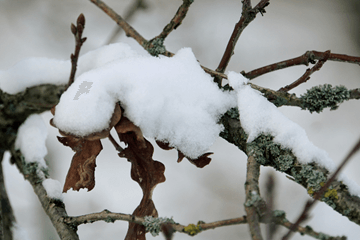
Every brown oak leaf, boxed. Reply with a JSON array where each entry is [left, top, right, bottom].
[[50, 103, 121, 192], [115, 117, 166, 240], [58, 136, 102, 192]]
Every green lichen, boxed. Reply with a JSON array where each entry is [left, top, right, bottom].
[[300, 84, 350, 113], [324, 188, 338, 199], [247, 134, 295, 171], [184, 223, 202, 236], [143, 216, 176, 237], [317, 232, 330, 240], [273, 210, 286, 218], [244, 191, 263, 207], [146, 38, 166, 56], [105, 216, 115, 223], [226, 107, 240, 119]]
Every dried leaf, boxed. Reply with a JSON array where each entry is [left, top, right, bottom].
[[115, 117, 165, 240], [178, 151, 212, 168], [115, 117, 146, 148], [187, 152, 213, 168], [58, 136, 102, 192], [156, 140, 174, 150]]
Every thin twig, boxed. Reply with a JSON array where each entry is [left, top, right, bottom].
[[244, 155, 265, 240], [282, 137, 360, 240], [153, 0, 193, 40], [105, 0, 147, 45], [243, 50, 360, 80], [66, 14, 87, 90], [90, 0, 149, 48], [264, 173, 278, 240], [278, 50, 330, 92], [214, 0, 270, 86]]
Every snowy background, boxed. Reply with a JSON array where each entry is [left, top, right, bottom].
[[1, 0, 360, 239]]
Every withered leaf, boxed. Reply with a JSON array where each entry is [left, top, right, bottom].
[[178, 151, 212, 168], [58, 136, 102, 192], [156, 140, 174, 150], [115, 117, 166, 240]]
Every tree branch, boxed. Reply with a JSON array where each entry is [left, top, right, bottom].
[[67, 14, 87, 90], [153, 0, 193, 41], [214, 0, 270, 86], [242, 50, 360, 80], [90, 0, 149, 48], [282, 137, 360, 240], [105, 0, 148, 45], [278, 50, 330, 92], [10, 149, 79, 240], [244, 155, 265, 240], [1, 150, 16, 240]]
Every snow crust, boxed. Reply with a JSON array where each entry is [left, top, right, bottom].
[[15, 114, 48, 170], [42, 179, 64, 200], [0, 43, 139, 94], [228, 72, 360, 196], [54, 47, 236, 158]]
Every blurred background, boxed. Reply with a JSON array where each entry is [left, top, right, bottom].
[[1, 0, 360, 239]]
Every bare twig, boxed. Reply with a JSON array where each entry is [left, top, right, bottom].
[[90, 0, 149, 48], [268, 211, 346, 240], [66, 14, 87, 90], [105, 0, 147, 45], [278, 50, 331, 92], [214, 0, 270, 86], [264, 174, 278, 240], [243, 50, 360, 80], [244, 155, 265, 240], [282, 137, 360, 240], [153, 0, 193, 40]]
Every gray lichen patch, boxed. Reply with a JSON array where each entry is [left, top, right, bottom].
[[300, 84, 350, 113]]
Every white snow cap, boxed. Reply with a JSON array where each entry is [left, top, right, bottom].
[[53, 46, 236, 158], [15, 114, 48, 170], [42, 178, 64, 200], [0, 43, 139, 94]]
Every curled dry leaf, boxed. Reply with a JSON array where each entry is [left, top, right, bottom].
[[58, 136, 102, 192], [156, 140, 212, 168], [115, 117, 166, 240], [50, 103, 121, 192]]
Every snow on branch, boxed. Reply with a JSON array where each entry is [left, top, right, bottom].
[[53, 46, 236, 159]]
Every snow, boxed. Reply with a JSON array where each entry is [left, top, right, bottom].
[[0, 43, 139, 94], [15, 114, 48, 170], [42, 179, 64, 200], [53, 47, 236, 158], [12, 223, 31, 240], [228, 71, 360, 195]]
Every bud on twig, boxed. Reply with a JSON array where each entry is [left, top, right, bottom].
[[71, 23, 77, 35], [77, 13, 85, 28]]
